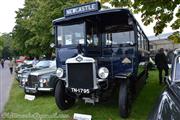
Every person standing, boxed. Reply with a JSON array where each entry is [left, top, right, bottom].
[[155, 48, 169, 84], [32, 57, 38, 67], [1, 58, 4, 68], [8, 59, 14, 74]]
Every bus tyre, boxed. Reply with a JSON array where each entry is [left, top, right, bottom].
[[55, 80, 75, 110], [119, 80, 129, 118]]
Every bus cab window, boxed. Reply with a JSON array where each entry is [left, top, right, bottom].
[[57, 23, 85, 46], [86, 21, 99, 47]]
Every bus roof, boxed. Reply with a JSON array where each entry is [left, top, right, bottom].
[[53, 8, 134, 25], [52, 4, 149, 41]]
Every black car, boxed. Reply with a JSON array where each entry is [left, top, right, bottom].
[[18, 60, 53, 87], [148, 48, 180, 120], [24, 61, 57, 94]]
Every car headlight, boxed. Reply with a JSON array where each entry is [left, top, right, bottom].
[[18, 74, 22, 77], [98, 67, 109, 79], [43, 78, 48, 83], [56, 68, 64, 78], [40, 78, 48, 83], [39, 79, 43, 83], [22, 78, 28, 82], [39, 78, 49, 87]]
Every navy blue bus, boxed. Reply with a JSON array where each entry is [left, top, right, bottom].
[[53, 2, 149, 118]]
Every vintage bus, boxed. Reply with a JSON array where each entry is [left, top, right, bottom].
[[53, 2, 149, 118]]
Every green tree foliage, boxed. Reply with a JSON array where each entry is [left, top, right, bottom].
[[79, 0, 108, 4], [133, 0, 180, 36], [0, 35, 4, 50], [0, 35, 4, 57], [13, 0, 79, 58], [168, 31, 180, 43], [0, 33, 14, 58]]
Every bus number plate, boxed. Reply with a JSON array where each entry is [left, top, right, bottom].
[[71, 88, 90, 94]]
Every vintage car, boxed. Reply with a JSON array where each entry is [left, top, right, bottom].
[[15, 60, 33, 74], [24, 60, 57, 94], [53, 2, 149, 118], [17, 60, 54, 87], [15, 56, 29, 64], [18, 68, 31, 87], [148, 49, 180, 120]]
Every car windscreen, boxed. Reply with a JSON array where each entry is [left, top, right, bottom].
[[35, 61, 50, 68], [49, 61, 56, 68], [175, 56, 180, 80], [24, 60, 33, 65]]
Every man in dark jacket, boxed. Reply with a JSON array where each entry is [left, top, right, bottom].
[[155, 48, 169, 84]]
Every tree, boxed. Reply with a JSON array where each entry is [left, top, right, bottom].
[[0, 35, 4, 57], [168, 31, 180, 43], [12, 0, 79, 58], [133, 0, 180, 36], [12, 0, 41, 57], [79, 0, 108, 4], [0, 33, 14, 58]]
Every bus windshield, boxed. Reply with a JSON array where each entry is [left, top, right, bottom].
[[57, 22, 135, 47], [57, 23, 85, 46]]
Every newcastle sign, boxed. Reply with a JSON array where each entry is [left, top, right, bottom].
[[64, 2, 101, 17]]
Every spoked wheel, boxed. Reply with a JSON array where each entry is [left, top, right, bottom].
[[119, 79, 130, 118], [55, 80, 75, 110]]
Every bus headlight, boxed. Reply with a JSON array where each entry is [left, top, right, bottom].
[[98, 67, 109, 79], [56, 68, 64, 78]]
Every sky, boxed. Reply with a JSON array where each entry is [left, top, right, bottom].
[[0, 0, 177, 36], [0, 0, 24, 34]]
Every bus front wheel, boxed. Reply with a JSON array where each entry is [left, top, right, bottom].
[[55, 80, 75, 110], [119, 79, 130, 118]]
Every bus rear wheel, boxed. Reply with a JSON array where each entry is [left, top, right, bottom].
[[119, 79, 130, 118], [55, 80, 75, 110]]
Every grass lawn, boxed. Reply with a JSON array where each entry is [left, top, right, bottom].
[[2, 70, 164, 120]]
